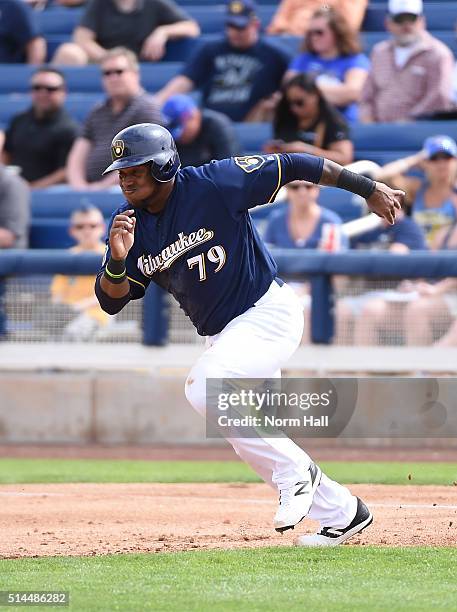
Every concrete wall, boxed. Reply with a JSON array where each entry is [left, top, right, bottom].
[[0, 372, 206, 444], [0, 372, 456, 446]]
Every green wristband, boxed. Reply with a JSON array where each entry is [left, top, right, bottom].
[[104, 257, 127, 284]]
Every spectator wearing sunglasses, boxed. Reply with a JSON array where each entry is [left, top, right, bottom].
[[156, 0, 291, 122], [375, 136, 457, 247], [1, 68, 78, 188], [50, 205, 109, 341], [66, 47, 162, 190], [264, 180, 346, 250], [360, 0, 454, 123], [264, 73, 353, 166], [284, 7, 369, 123]]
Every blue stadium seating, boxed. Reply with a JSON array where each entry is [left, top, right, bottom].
[[29, 186, 362, 249], [31, 190, 120, 219], [36, 5, 277, 35], [43, 30, 457, 62], [30, 219, 75, 249], [37, 3, 457, 60], [30, 190, 121, 249], [0, 63, 183, 95], [39, 3, 457, 33], [351, 121, 457, 151], [250, 187, 364, 223], [0, 93, 103, 127], [36, 7, 82, 35], [233, 122, 271, 154], [233, 121, 457, 158]]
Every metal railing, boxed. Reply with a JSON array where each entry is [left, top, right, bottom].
[[1, 250, 457, 346]]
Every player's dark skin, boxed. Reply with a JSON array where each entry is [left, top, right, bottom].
[[100, 159, 404, 299]]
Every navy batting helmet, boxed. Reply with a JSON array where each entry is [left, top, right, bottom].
[[102, 123, 181, 182]]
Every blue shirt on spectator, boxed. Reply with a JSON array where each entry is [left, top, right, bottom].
[[182, 38, 291, 122], [0, 0, 40, 63], [264, 205, 345, 249], [350, 215, 428, 250], [288, 52, 370, 123]]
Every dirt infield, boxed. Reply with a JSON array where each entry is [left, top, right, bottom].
[[1, 483, 456, 558]]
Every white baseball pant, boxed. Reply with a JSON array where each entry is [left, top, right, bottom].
[[185, 279, 357, 529]]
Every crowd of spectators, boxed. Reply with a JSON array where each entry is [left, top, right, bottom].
[[0, 0, 457, 346]]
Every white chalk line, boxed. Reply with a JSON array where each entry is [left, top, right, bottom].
[[151, 496, 457, 510], [0, 492, 65, 497], [0, 492, 456, 510]]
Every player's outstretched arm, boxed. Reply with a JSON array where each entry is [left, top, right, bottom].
[[319, 159, 404, 225], [95, 210, 136, 315]]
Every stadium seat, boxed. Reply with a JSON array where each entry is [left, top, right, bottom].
[[37, 4, 277, 35], [29, 189, 122, 248], [36, 7, 83, 35], [233, 122, 272, 154], [43, 33, 299, 63], [0, 63, 182, 94], [29, 219, 75, 249], [251, 187, 363, 224], [318, 188, 365, 222], [31, 190, 121, 219], [37, 3, 457, 60], [0, 93, 103, 125], [351, 122, 457, 152]]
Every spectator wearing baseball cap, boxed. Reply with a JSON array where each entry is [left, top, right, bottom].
[[375, 135, 457, 247], [360, 0, 454, 123], [162, 95, 240, 167], [156, 0, 291, 122]]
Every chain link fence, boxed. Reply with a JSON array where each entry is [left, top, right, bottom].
[[3, 276, 142, 343], [2, 274, 457, 346]]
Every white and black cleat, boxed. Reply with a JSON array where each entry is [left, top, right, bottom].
[[295, 497, 373, 547], [274, 462, 322, 533]]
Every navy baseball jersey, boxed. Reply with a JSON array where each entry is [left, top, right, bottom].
[[99, 154, 323, 336]]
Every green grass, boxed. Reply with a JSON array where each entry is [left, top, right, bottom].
[[1, 547, 456, 611], [0, 458, 455, 486]]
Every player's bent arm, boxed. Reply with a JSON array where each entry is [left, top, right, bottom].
[[96, 210, 138, 314], [95, 272, 131, 315], [317, 158, 405, 226]]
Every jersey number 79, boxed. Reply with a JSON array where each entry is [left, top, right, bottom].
[[187, 245, 226, 282]]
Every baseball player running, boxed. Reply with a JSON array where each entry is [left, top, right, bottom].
[[96, 123, 403, 546]]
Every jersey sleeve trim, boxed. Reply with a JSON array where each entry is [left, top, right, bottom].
[[267, 154, 282, 203], [127, 275, 146, 290]]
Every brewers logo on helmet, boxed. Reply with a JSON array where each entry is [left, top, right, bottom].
[[112, 140, 125, 159]]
